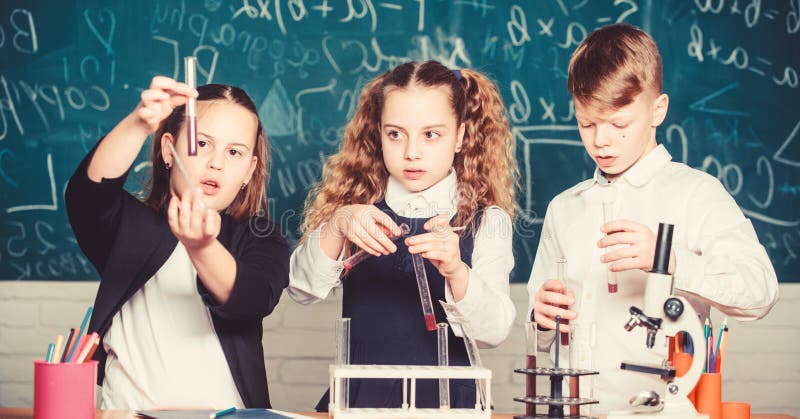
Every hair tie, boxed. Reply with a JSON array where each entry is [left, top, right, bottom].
[[452, 69, 463, 80]]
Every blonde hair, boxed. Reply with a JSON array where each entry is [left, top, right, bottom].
[[300, 61, 519, 244], [143, 84, 270, 221], [568, 23, 662, 110]]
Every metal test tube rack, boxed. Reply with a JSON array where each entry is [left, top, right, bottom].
[[513, 317, 599, 419]]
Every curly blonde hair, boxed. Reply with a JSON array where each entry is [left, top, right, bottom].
[[301, 61, 519, 244]]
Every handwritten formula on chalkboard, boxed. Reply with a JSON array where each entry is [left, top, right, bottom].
[[1, 0, 798, 282]]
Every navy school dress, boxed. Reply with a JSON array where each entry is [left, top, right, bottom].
[[316, 199, 484, 411]]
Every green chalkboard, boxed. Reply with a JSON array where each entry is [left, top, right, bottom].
[[1, 0, 798, 282]]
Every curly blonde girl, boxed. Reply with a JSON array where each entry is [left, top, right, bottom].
[[301, 60, 519, 244]]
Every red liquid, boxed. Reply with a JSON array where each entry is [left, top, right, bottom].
[[525, 354, 536, 416], [559, 305, 569, 346], [569, 376, 580, 416], [608, 282, 618, 293], [424, 314, 437, 331]]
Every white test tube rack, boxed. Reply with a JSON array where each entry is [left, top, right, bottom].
[[328, 364, 492, 419]]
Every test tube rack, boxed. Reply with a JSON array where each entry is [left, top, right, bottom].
[[513, 365, 599, 419], [329, 364, 492, 418]]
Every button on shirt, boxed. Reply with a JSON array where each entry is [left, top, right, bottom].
[[527, 145, 778, 412], [288, 170, 516, 347]]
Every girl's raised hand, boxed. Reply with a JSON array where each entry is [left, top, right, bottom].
[[168, 187, 220, 251], [329, 205, 403, 256], [405, 214, 466, 278], [136, 76, 198, 133]]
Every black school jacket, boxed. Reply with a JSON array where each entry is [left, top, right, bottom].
[[65, 142, 290, 408]]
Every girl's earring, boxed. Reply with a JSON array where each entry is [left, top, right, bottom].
[[165, 161, 172, 169], [241, 182, 247, 191]]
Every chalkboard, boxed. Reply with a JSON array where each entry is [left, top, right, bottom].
[[1, 0, 798, 283]]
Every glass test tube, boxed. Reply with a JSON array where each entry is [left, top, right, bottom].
[[437, 322, 450, 409], [556, 258, 570, 346], [342, 224, 411, 271], [335, 318, 351, 409], [411, 251, 437, 331], [183, 56, 198, 156], [525, 320, 537, 416], [550, 315, 564, 418], [568, 323, 579, 417], [460, 323, 486, 409], [603, 201, 618, 293]]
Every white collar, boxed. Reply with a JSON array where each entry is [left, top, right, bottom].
[[574, 144, 673, 194], [384, 169, 459, 218]]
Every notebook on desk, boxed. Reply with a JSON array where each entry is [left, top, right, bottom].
[[136, 409, 311, 418]]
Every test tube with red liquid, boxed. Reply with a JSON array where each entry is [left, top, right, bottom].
[[184, 56, 198, 156], [556, 258, 570, 346], [603, 201, 618, 294], [342, 223, 411, 271], [412, 251, 437, 331]]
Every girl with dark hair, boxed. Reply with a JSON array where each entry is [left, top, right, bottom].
[[66, 76, 289, 410], [289, 60, 520, 409]]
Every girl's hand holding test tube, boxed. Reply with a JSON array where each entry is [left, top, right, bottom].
[[167, 186, 220, 251], [405, 214, 468, 280], [135, 76, 197, 134]]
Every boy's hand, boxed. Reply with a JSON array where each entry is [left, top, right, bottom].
[[136, 76, 198, 133], [599, 220, 676, 273], [406, 214, 467, 279], [533, 280, 577, 331], [328, 205, 403, 256], [168, 187, 220, 251]]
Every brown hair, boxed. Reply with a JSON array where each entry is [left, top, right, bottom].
[[142, 84, 270, 220], [567, 23, 663, 110], [301, 60, 519, 244]]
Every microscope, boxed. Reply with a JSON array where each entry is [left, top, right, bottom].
[[608, 223, 707, 418]]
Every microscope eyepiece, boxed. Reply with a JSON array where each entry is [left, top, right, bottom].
[[651, 223, 674, 274]]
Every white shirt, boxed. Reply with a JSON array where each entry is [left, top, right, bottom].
[[527, 145, 778, 413], [101, 243, 244, 410], [288, 170, 516, 347]]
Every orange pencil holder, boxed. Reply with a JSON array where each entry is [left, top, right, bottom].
[[695, 372, 722, 419], [33, 360, 97, 419], [722, 401, 750, 419]]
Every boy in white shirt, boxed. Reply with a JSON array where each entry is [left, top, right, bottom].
[[527, 23, 779, 413]]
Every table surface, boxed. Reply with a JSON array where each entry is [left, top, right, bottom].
[[0, 408, 795, 419]]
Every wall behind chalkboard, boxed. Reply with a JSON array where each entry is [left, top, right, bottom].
[[1, 0, 798, 282]]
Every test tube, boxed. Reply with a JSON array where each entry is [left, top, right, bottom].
[[335, 318, 351, 409], [556, 258, 569, 346], [603, 201, 619, 294], [550, 315, 564, 418], [460, 323, 486, 409], [184, 56, 198, 156], [342, 224, 411, 271], [568, 323, 579, 417], [525, 320, 537, 416], [437, 322, 450, 409], [411, 251, 437, 331], [166, 141, 194, 190]]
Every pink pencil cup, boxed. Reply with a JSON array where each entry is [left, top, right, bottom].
[[34, 360, 97, 419]]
